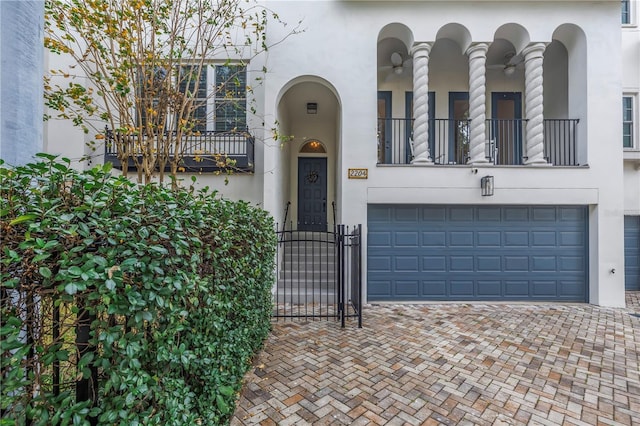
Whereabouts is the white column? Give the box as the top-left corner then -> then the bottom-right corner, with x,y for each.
410,42 -> 432,164
466,43 -> 489,164
523,43 -> 548,165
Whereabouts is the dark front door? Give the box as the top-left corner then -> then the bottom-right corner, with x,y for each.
298,157 -> 327,231
491,92 -> 523,165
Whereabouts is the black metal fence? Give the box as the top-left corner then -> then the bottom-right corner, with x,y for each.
274,224 -> 362,327
0,289 -> 102,425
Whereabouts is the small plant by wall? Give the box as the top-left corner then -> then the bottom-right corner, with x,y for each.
0,154 -> 276,425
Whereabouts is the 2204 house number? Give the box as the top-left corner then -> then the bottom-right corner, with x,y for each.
348,168 -> 368,179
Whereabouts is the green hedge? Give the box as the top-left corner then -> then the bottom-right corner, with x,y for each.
0,154 -> 276,425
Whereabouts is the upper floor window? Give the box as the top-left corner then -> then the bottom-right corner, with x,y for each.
623,96 -> 634,148
622,0 -> 631,24
180,64 -> 247,133
138,63 -> 247,133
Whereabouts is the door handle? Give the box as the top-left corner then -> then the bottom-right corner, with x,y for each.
323,199 -> 326,212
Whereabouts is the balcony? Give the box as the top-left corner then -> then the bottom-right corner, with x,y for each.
377,118 -> 579,166
104,128 -> 255,173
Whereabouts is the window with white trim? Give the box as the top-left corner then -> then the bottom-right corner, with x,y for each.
623,95 -> 635,148
622,0 -> 631,24
179,64 -> 247,133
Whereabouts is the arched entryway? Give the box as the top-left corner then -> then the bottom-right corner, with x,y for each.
276,76 -> 341,230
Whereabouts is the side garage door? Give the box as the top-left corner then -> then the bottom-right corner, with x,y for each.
368,205 -> 588,302
625,216 -> 640,290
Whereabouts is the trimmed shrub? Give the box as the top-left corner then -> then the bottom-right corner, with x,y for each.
0,154 -> 276,425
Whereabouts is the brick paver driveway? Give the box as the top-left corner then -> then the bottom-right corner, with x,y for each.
232,293 -> 640,425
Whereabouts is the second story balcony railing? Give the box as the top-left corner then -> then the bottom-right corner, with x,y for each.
104,128 -> 255,173
377,118 -> 579,166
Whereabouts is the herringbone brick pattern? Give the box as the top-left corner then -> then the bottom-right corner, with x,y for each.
231,294 -> 640,425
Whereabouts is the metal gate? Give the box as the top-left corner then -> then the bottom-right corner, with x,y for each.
274,224 -> 362,327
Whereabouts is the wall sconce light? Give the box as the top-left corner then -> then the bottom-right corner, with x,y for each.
481,175 -> 494,196
306,102 -> 318,114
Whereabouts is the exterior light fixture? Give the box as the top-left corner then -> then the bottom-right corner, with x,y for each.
306,102 -> 318,114
481,175 -> 494,196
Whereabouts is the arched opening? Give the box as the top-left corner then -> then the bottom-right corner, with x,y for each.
275,77 -> 341,229
376,23 -> 415,164
552,24 -> 587,165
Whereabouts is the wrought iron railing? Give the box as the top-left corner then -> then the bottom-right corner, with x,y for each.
377,117 -> 579,166
543,119 -> 579,166
377,118 -> 469,165
104,127 -> 255,172
486,118 -> 526,165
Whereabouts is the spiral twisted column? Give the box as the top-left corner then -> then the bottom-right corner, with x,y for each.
466,43 -> 489,164
410,42 -> 433,164
523,43 -> 548,165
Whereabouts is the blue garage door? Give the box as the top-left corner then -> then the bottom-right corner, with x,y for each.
625,216 -> 640,290
368,205 -> 588,302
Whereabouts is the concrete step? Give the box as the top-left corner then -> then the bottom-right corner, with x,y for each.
277,279 -> 337,289
274,289 -> 338,305
279,271 -> 337,280
279,260 -> 336,269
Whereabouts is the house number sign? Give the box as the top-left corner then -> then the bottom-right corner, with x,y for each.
348,168 -> 368,179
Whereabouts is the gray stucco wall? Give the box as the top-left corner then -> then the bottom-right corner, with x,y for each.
0,1 -> 44,166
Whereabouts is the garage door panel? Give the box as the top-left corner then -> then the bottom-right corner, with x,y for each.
560,281 -> 583,296
478,281 -> 501,296
559,231 -> 584,246
368,231 -> 392,247
451,280 -> 474,295
531,256 -> 557,271
560,207 -> 585,221
423,256 -> 446,271
505,280 -> 529,296
532,207 -> 557,221
368,205 -> 587,302
449,207 -> 474,221
423,231 -> 446,246
504,256 -> 529,271
477,231 -> 501,246
503,207 -> 529,221
422,281 -> 446,297
395,231 -> 419,246
449,231 -> 474,247
504,231 -> 529,246
450,256 -> 474,271
422,206 -> 447,221
532,231 -> 557,246
395,207 -> 420,222
477,207 -> 502,221
368,280 -> 391,297
395,256 -> 419,271
477,256 -> 501,271
624,216 -> 640,290
559,256 -> 584,271
369,205 -> 392,222
532,281 -> 557,297
368,256 -> 391,271
396,281 -> 420,296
